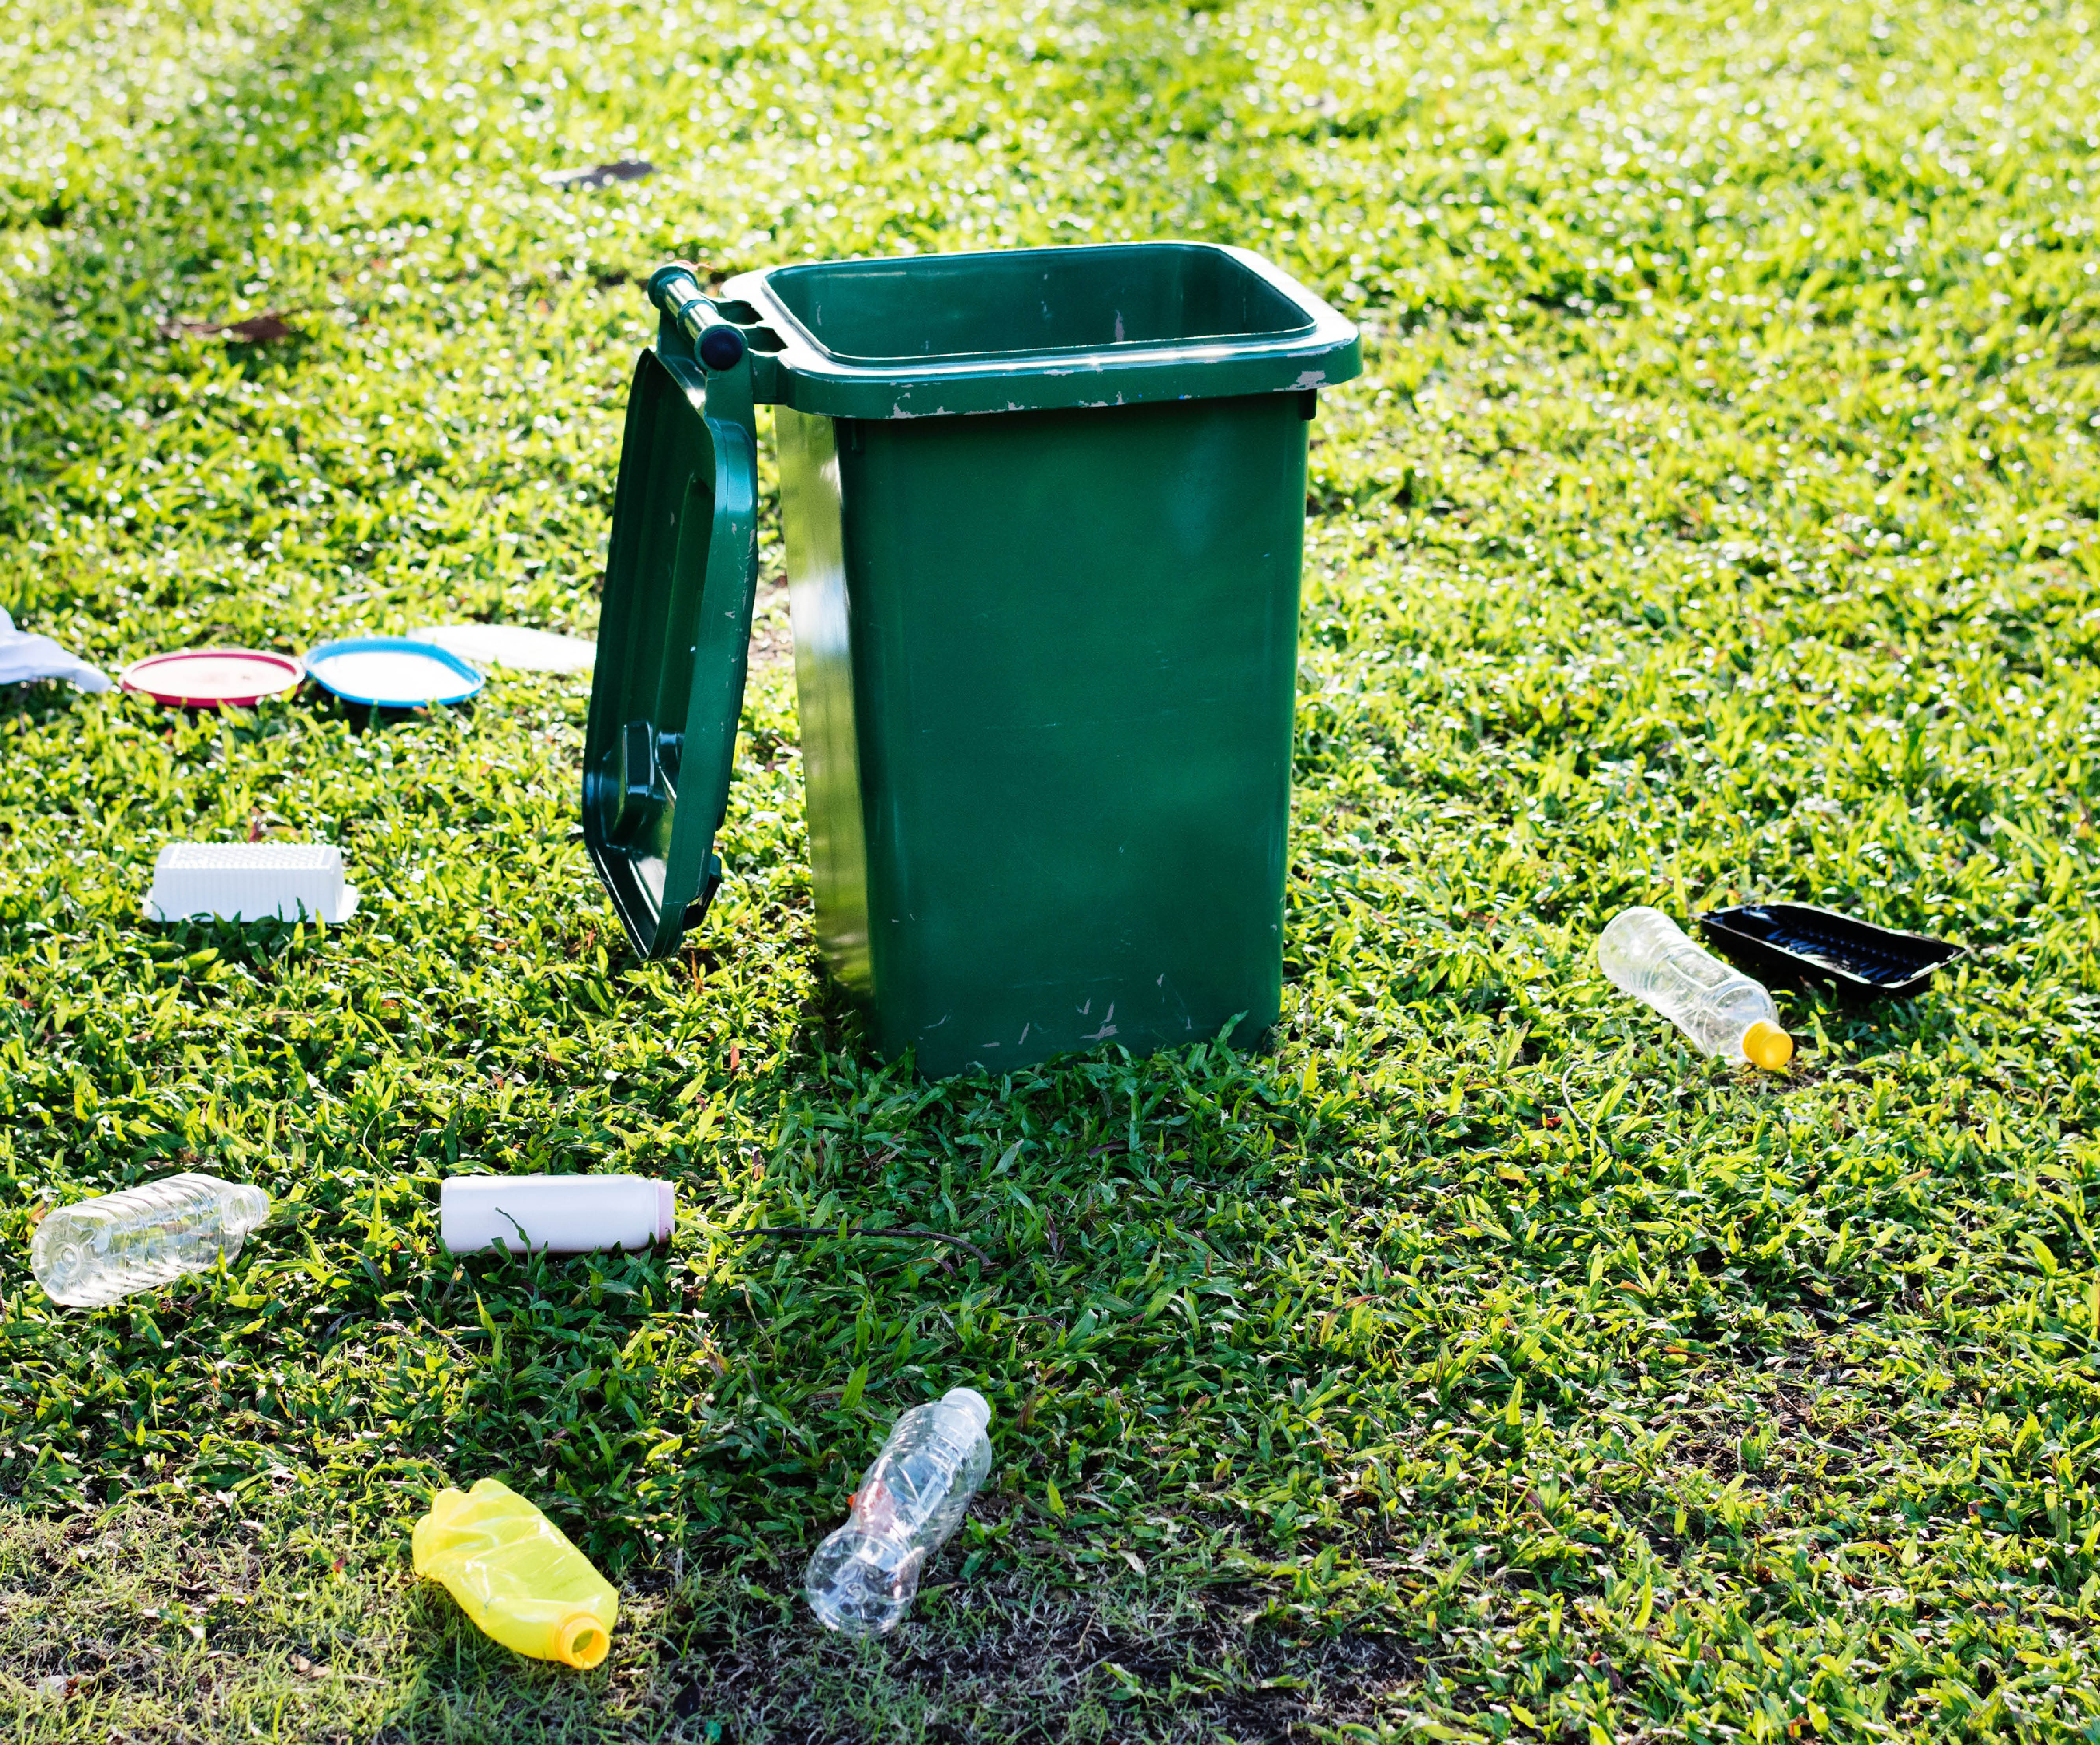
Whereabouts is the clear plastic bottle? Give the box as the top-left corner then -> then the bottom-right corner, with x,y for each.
805,1387 -> 993,1638
1597,906 -> 1794,1071
30,1172 -> 272,1307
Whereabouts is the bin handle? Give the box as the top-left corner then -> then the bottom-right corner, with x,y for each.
648,264 -> 750,374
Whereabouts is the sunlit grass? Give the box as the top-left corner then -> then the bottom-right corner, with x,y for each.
2,0 -> 2099,1738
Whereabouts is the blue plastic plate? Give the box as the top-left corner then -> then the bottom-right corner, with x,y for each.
304,637 -> 484,708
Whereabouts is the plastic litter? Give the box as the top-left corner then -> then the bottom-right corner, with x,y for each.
305,636 -> 483,707
407,624 -> 596,675
156,310 -> 302,345
544,160 -> 655,189
1598,906 -> 1793,1070
146,842 -> 358,924
118,647 -> 304,708
413,1477 -> 619,1669
32,1172 -> 271,1307
0,608 -> 111,693
441,1174 -> 674,1255
806,1387 -> 993,1638
1702,903 -> 1965,1001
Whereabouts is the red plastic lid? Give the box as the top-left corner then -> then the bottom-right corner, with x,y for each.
119,648 -> 306,708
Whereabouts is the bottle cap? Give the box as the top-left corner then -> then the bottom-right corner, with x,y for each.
940,1387 -> 992,1436
1742,1020 -> 1794,1071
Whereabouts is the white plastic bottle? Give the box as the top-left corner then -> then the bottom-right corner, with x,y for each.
1597,906 -> 1794,1070
439,1174 -> 674,1254
31,1173 -> 272,1307
805,1387 -> 993,1638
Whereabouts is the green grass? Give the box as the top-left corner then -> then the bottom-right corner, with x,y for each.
3,0 -> 2100,1738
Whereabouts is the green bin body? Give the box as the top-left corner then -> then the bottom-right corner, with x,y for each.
585,243 -> 1359,1079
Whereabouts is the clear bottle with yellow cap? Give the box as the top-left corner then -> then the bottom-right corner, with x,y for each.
412,1478 -> 618,1669
1597,907 -> 1794,1071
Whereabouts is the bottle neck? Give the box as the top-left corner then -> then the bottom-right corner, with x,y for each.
224,1184 -> 272,1236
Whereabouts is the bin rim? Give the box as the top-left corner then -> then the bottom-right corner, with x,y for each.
724,240 -> 1360,421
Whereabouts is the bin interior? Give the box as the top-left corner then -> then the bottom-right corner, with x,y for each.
762,242 -> 1316,365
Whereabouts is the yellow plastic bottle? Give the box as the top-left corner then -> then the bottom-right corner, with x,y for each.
411,1478 -> 619,1669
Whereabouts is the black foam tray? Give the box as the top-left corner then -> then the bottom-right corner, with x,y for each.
1699,903 -> 1964,1001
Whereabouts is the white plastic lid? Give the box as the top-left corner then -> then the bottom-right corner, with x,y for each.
408,623 -> 596,674
940,1387 -> 992,1436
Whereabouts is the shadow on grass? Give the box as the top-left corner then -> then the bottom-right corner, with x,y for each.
1791,981 -> 1970,1069
0,1497 -> 1419,1743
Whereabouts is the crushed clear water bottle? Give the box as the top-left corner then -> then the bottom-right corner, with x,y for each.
805,1386 -> 992,1638
1597,906 -> 1794,1071
31,1172 -> 272,1307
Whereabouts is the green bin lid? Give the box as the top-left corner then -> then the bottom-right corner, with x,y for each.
725,240 -> 1359,421
584,344 -> 760,958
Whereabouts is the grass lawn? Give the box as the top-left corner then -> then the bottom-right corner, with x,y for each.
4,0 -> 2100,1737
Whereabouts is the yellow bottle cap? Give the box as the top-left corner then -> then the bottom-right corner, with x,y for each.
1742,1020 -> 1793,1071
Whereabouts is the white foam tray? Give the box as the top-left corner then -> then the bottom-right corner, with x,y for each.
145,842 -> 359,924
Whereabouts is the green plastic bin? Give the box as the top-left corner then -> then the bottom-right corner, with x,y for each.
585,241 -> 1359,1079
